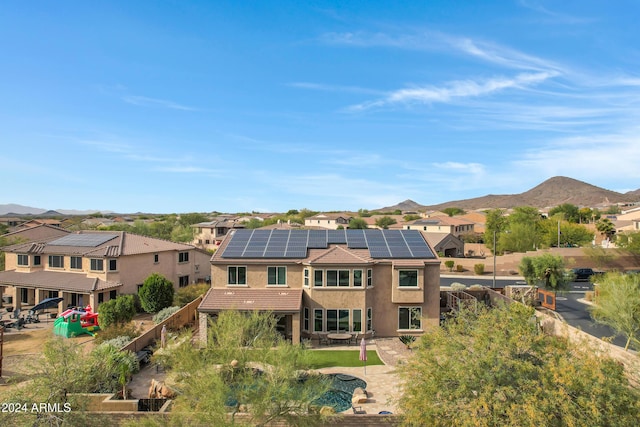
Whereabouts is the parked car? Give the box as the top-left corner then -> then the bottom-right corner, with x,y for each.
571,268 -> 596,281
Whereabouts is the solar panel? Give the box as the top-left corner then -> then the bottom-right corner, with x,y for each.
327,229 -> 347,244
48,233 -> 118,247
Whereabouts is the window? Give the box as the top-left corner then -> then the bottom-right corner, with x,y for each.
367,269 -> 372,287
33,255 -> 41,266
338,270 -> 350,287
228,266 -> 247,285
326,309 -> 350,332
367,307 -> 372,331
108,259 -> 117,271
179,275 -> 189,287
303,269 -> 309,287
90,259 -> 104,271
313,309 -> 323,332
267,266 -> 287,285
98,292 -> 104,304
303,307 -> 309,331
352,309 -> 362,332
154,254 -> 159,263
109,290 -> 117,299
178,252 -> 189,263
327,310 -> 337,332
70,256 -> 82,270
48,290 -> 58,299
399,270 -> 418,287
48,255 -> 64,268
314,270 -> 323,287
17,254 -> 29,266
399,307 -> 422,330
205,239 -> 210,244
353,270 -> 363,287
326,270 -> 338,287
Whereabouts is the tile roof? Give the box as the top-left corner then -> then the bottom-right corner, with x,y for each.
0,270 -> 122,292
1,224 -> 70,248
198,288 -> 303,313
307,246 -> 373,265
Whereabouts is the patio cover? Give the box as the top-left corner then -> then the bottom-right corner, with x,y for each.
198,288 -> 303,313
0,270 -> 122,293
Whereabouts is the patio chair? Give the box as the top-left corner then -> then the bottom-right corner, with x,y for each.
352,404 -> 365,414
350,333 -> 358,345
317,333 -> 329,346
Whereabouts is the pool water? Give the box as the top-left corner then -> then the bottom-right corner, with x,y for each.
315,373 -> 367,412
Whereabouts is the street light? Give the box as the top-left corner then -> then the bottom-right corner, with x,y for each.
493,229 -> 497,288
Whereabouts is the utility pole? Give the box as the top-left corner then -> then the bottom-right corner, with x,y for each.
493,229 -> 497,288
557,221 -> 561,248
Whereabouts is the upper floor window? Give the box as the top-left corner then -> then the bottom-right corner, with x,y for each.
367,269 -> 372,287
178,252 -> 189,263
17,254 -> 29,266
228,266 -> 247,285
33,255 -> 41,266
353,270 -> 363,287
314,270 -> 323,287
70,256 -> 82,270
154,254 -> 159,263
48,255 -> 64,269
108,259 -> 117,271
90,259 -> 104,271
268,266 -> 286,286
399,270 -> 418,287
303,269 -> 310,287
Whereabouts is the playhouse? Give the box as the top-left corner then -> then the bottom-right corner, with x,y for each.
53,305 -> 100,338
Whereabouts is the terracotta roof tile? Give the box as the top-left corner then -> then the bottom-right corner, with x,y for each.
198,288 -> 303,312
0,270 -> 121,293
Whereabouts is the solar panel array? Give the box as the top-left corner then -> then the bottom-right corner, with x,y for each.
48,233 -> 119,247
220,229 -> 435,259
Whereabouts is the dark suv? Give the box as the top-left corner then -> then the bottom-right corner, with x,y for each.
571,268 -> 595,281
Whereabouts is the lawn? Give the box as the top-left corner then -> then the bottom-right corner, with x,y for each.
305,350 -> 384,369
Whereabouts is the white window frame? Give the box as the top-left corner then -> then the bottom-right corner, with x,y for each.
267,266 -> 287,286
303,268 -> 310,287
352,309 -> 362,332
367,307 -> 372,332
313,309 -> 324,332
303,307 -> 309,331
228,266 -> 247,285
314,270 -> 323,287
48,255 -> 64,269
17,254 -> 29,266
398,306 -> 422,330
353,270 -> 363,287
90,258 -> 104,272
398,269 -> 419,287
367,269 -> 373,287
70,256 -> 82,270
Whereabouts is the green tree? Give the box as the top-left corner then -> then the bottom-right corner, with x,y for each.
179,212 -> 208,227
374,216 -> 397,229
616,231 -> 640,255
348,218 -> 368,229
501,206 -> 542,253
578,207 -> 594,223
403,214 -> 421,221
590,272 -> 640,351
483,209 -> 507,255
519,253 -> 570,294
539,219 -> 593,248
99,294 -> 137,327
145,310 -> 332,427
174,282 -> 210,306
139,273 -> 175,313
596,217 -> 616,241
398,304 -> 640,427
548,203 -> 580,223
442,207 -> 465,217
357,208 -> 372,217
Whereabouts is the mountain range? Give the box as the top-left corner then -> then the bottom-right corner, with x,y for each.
380,176 -> 640,212
2,177 -> 639,216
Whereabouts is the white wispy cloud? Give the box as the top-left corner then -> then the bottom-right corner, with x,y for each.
518,1 -> 594,24
122,95 -> 197,111
288,82 -> 383,95
348,72 -> 557,111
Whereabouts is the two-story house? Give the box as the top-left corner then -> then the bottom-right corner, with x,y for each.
0,230 -> 211,313
303,213 -> 353,230
198,228 -> 440,344
405,216 -> 475,238
191,219 -> 245,251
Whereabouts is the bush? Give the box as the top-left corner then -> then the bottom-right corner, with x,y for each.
98,336 -> 134,349
139,273 -> 175,313
99,295 -> 137,327
444,260 -> 455,272
456,264 -> 464,272
153,306 -> 181,324
173,282 -> 209,306
399,335 -> 417,348
450,282 -> 467,291
474,264 -> 485,275
94,322 -> 140,345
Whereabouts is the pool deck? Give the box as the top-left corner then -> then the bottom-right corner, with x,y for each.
311,337 -> 412,415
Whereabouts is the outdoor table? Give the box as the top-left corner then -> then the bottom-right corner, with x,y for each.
327,333 -> 352,344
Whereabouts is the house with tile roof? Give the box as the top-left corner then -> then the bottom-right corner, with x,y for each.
405,216 -> 475,238
191,218 -> 245,251
0,230 -> 211,313
303,213 -> 354,230
198,228 -> 441,345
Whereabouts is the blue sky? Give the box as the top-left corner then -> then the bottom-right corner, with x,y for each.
2,1 -> 639,214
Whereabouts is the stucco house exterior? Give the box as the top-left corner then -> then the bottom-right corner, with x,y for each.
304,213 -> 353,230
0,230 -> 211,313
198,228 -> 441,344
423,232 -> 465,258
405,216 -> 475,238
191,219 -> 245,251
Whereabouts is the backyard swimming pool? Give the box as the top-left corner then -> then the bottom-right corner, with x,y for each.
315,373 -> 367,412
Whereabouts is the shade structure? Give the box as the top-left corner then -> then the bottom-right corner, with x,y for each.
30,297 -> 64,313
359,338 -> 367,375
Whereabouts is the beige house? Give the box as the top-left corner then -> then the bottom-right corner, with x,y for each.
191,219 -> 245,251
405,216 -> 475,237
304,213 -> 353,230
0,230 -> 211,313
198,229 -> 441,344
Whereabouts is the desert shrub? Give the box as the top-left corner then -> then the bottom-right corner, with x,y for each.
468,284 -> 484,290
173,282 -> 209,306
456,264 -> 464,272
98,336 -> 134,349
585,290 -> 594,302
153,306 -> 181,324
87,344 -> 139,393
444,260 -> 455,271
474,263 -> 485,275
399,335 -> 417,347
99,294 -> 137,327
450,282 -> 467,291
94,322 -> 140,345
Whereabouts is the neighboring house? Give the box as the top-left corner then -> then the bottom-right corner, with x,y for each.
422,232 -> 464,258
0,230 -> 211,313
191,219 -> 245,251
458,211 -> 487,234
304,213 -> 353,230
0,217 -> 26,228
198,228 -> 441,345
81,217 -> 117,228
405,216 -> 475,237
362,215 -> 405,229
16,218 -> 64,229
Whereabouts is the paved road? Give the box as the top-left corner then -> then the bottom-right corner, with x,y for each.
441,276 -> 627,349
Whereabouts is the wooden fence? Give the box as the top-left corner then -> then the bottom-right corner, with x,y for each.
120,296 -> 202,353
